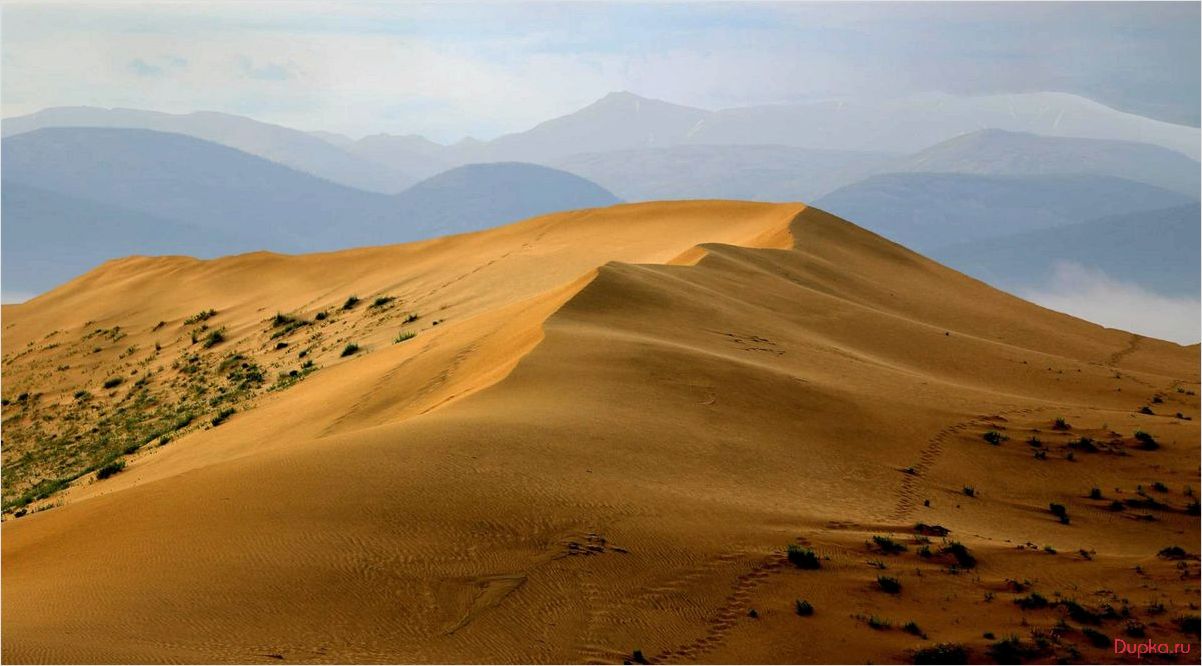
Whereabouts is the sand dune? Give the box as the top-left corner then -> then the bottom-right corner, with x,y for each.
2,201 -> 1198,664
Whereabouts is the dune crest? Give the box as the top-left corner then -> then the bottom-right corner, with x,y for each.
3,201 -> 1198,664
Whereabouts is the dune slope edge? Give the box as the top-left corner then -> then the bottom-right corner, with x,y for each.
2,203 -> 1198,664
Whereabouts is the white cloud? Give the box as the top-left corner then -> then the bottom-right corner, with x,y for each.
1022,262 -> 1201,345
2,2 -> 1198,138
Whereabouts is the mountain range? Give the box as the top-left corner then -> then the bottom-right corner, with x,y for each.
3,91 -> 1198,315
7,90 -> 1200,192
1,128 -> 619,296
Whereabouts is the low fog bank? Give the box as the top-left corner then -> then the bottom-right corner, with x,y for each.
1022,262 -> 1201,345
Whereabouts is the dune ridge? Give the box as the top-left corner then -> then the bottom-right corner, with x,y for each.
2,201 -> 1198,664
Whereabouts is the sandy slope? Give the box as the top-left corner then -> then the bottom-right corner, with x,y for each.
2,202 -> 1198,664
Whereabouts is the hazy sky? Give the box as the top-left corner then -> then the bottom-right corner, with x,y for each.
3,1 -> 1199,141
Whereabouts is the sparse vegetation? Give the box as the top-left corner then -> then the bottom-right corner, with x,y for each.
184,309 -> 217,325
1081,625 -> 1105,644
1049,503 -> 1069,524
1178,614 -> 1200,635
340,343 -> 361,357
1052,417 -> 1070,430
403,312 -> 420,324
369,295 -> 395,308
202,328 -> 226,349
95,459 -> 125,480
940,541 -> 976,569
1089,487 -> 1102,500
962,485 -> 975,497
1133,430 -> 1159,450
394,331 -> 416,344
872,535 -> 907,554
877,575 -> 901,594
211,408 -> 236,427
794,599 -> 813,616
1015,592 -> 1049,609
102,376 -> 124,389
341,295 -> 360,310
912,643 -> 969,664
982,430 -> 1007,445
902,620 -> 925,637
1157,545 -> 1189,560
987,636 -> 1037,663
1138,405 -> 1154,415
787,544 -> 820,569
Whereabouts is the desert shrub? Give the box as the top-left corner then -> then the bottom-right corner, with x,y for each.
369,296 -> 394,308
1187,501 -> 1200,516
787,544 -> 820,569
403,312 -> 420,324
275,342 -> 289,350
982,430 -> 1007,445
340,343 -> 360,357
1178,614 -> 1201,635
271,312 -> 296,327
1068,436 -> 1097,452
1157,545 -> 1189,559
794,599 -> 813,616
962,485 -> 976,497
1015,592 -> 1049,609
1133,430 -> 1159,450
872,535 -> 907,554
1139,405 -> 1154,415
1151,481 -> 1168,492
865,615 -> 890,629
184,309 -> 217,325
987,636 -> 1036,663
914,522 -> 949,536
912,643 -> 969,664
270,319 -> 310,339
341,295 -> 360,310
1052,417 -> 1070,430
1049,503 -> 1069,523
394,331 -> 416,344
903,620 -> 924,637
211,407 -> 236,427
1089,487 -> 1102,500
940,541 -> 977,569
877,575 -> 901,594
315,311 -> 328,321
203,329 -> 225,348
1059,600 -> 1101,624
628,649 -> 649,665
96,460 -> 125,480
1081,628 -> 1109,648
102,377 -> 123,389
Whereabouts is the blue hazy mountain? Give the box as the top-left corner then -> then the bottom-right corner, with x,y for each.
2,127 -> 392,251
390,162 -> 620,237
890,129 -> 1200,197
814,172 -> 1196,251
1,128 -> 620,297
931,204 -> 1201,298
552,145 -> 897,203
1,106 -> 413,193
